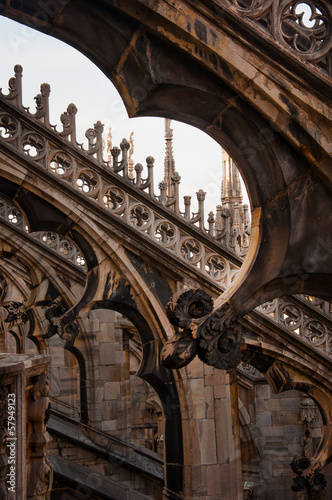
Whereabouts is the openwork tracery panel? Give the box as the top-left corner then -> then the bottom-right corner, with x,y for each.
0,195 -> 86,269
0,66 -> 242,290
257,295 -> 332,356
222,0 -> 332,75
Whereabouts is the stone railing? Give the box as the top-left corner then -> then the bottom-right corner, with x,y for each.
0,66 -> 241,290
0,353 -> 52,500
218,0 -> 332,77
257,295 -> 332,357
0,195 -> 86,269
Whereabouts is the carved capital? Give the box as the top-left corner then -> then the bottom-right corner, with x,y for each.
161,289 -> 245,370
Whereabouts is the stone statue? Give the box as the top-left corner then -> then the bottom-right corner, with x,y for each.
302,429 -> 313,459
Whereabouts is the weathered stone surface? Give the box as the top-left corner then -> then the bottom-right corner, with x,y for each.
0,2 -> 331,497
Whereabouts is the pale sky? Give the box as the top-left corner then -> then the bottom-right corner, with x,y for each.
0,15 -> 249,215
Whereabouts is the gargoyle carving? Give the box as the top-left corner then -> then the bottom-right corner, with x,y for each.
44,301 -> 79,341
3,301 -> 29,325
161,289 -> 245,370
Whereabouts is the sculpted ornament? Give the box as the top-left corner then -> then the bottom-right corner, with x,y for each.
4,301 -> 29,325
27,373 -> 53,500
44,302 -> 79,342
291,455 -> 326,498
161,289 -> 245,370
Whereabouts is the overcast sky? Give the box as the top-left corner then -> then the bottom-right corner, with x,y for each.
0,15 -> 249,215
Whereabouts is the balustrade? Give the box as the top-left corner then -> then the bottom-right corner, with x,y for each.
257,295 -> 332,357
0,195 -> 86,269
0,66 -> 242,289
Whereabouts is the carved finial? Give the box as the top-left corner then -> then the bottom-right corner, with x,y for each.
60,103 -> 78,144
111,146 -> 121,158
33,83 -> 51,127
85,120 -> 104,162
119,138 -> 130,177
146,156 -> 154,167
196,189 -> 206,202
120,138 -> 130,151
208,211 -> 215,236
1,65 -> 23,108
183,196 -> 191,219
172,171 -> 181,184
135,163 -> 143,186
194,189 -> 206,231
159,181 -> 168,204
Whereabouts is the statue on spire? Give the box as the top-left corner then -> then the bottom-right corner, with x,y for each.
128,131 -> 135,179
164,119 -> 175,197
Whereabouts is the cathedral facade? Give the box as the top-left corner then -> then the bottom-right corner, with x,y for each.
0,1 -> 332,499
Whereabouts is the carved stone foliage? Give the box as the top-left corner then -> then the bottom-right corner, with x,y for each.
291,455 -> 326,498
161,289 -> 245,370
289,429 -> 328,498
3,301 -> 29,325
44,301 -> 79,342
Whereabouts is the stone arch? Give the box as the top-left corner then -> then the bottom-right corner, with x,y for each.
0,175 -> 185,493
0,1 -> 331,312
90,300 -> 184,494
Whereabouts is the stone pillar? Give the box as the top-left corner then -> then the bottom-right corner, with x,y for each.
181,359 -> 243,500
0,353 -> 52,500
118,329 -> 133,442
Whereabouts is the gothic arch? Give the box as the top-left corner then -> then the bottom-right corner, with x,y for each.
0,173 -> 186,494
91,300 -> 184,493
0,4 -> 331,497
0,1 -> 331,312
